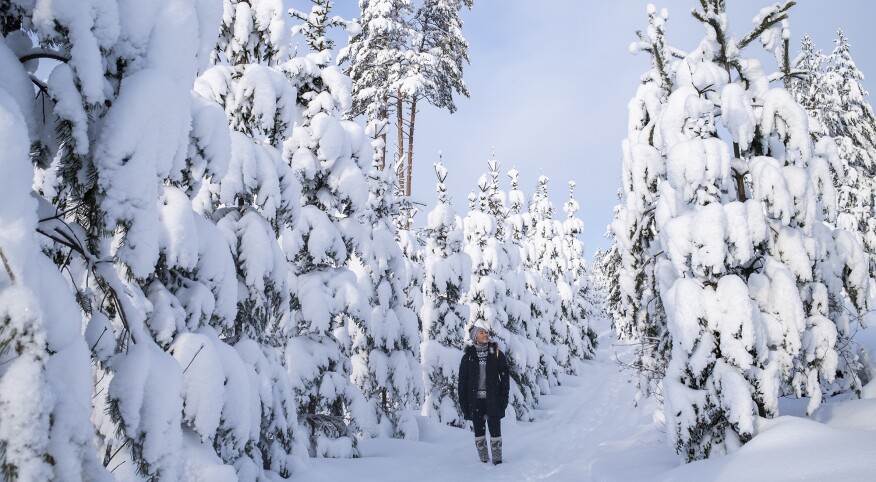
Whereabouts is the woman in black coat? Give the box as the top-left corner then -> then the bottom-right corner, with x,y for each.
458,326 -> 510,464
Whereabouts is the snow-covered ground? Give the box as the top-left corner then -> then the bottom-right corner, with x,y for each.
293,324 -> 876,481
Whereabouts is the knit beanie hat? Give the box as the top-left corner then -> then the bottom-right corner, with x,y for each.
470,325 -> 487,343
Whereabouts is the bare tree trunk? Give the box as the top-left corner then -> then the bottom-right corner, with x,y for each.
396,87 -> 405,191
406,96 -> 417,197
380,95 -> 388,170
0,247 -> 15,284
733,142 -> 747,202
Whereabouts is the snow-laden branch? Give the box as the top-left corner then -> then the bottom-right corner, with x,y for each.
737,1 -> 795,50
28,73 -> 49,97
18,48 -> 69,64
0,247 -> 15,284
36,217 -> 143,344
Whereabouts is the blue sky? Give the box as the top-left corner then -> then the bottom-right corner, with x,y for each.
290,0 -> 876,258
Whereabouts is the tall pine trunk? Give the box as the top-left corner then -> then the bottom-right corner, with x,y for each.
733,143 -> 747,202
396,87 -> 405,190
406,96 -> 417,196
380,95 -> 388,170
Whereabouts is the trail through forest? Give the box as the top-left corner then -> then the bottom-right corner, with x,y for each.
293,324 -> 876,482
294,332 -> 675,481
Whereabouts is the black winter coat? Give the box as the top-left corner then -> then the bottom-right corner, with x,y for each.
457,342 -> 510,420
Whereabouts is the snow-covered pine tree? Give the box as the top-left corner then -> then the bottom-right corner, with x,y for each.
420,159 -> 471,427
483,159 -> 516,360
397,0 -> 474,195
818,30 -> 876,163
340,0 -> 413,170
590,243 -> 620,330
201,0 -> 299,345
283,4 -> 375,456
805,31 -> 876,280
528,175 -> 567,388
789,29 -> 876,395
342,0 -> 472,195
348,152 -> 424,440
599,192 -> 624,333
394,190 -> 426,352
806,30 -> 876,393
462,171 -> 509,356
457,167 -> 543,422
10,0 -> 265,477
0,45 -> 108,481
412,0 -> 473,114
198,0 -> 307,475
484,158 -> 509,252
290,0 -> 353,68
332,2 -> 423,439
503,168 -> 541,421
788,35 -> 823,120
647,1 -> 869,461
506,169 -> 531,246
560,181 -> 598,364
612,4 -> 675,409
655,74 -> 773,462
485,158 -> 543,419
638,2 -> 777,459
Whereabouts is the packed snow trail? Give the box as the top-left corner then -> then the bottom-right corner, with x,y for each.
282,328 -> 876,482
292,338 -> 672,481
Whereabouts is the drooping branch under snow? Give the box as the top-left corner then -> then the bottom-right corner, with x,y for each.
18,49 -> 70,64
35,219 -> 141,344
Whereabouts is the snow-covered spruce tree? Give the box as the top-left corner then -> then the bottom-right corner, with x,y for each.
201,0 -> 299,345
787,27 -> 876,398
612,4 -> 675,408
788,34 -> 823,118
283,10 -> 375,456
817,30 -> 876,164
394,187 -> 425,349
560,181 -> 598,364
806,31 -> 876,280
0,49 -> 108,480
503,168 -> 541,421
485,159 -> 542,419
594,192 -> 625,334
197,0 -> 308,475
290,0 -> 353,68
330,1 -> 429,440
810,30 -> 876,391
348,154 -> 424,440
477,166 -> 555,400
650,1 -> 869,461
462,172 -> 510,359
483,158 -> 517,359
789,32 -> 876,394
420,159 -> 471,427
528,175 -> 567,389
598,192 -> 625,332
590,243 -> 620,330
655,80 -> 773,463
10,0 -> 266,477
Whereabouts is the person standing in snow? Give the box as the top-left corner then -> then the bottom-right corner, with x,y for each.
458,325 -> 510,464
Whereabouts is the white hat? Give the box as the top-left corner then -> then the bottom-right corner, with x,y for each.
470,325 -> 487,343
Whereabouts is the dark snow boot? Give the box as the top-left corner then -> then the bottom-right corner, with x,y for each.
490,437 -> 502,465
475,436 -> 489,463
